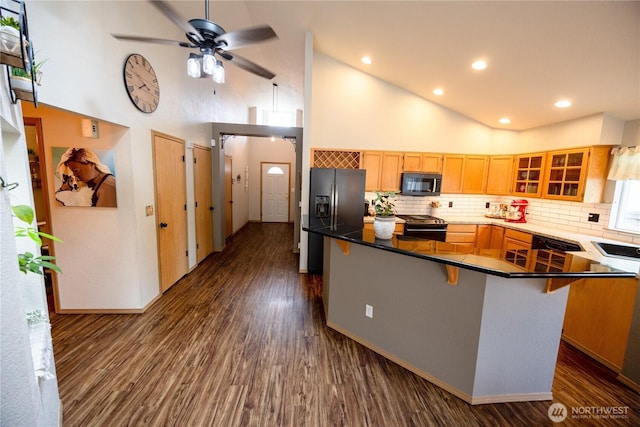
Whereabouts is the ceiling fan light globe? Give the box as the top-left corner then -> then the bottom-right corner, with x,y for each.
202,53 -> 216,75
213,60 -> 225,84
187,54 -> 202,78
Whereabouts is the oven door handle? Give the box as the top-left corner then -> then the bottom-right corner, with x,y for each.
405,227 -> 448,232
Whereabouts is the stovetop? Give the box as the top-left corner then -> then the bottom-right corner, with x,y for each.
397,214 -> 447,225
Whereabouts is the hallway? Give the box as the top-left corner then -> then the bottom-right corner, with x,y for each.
51,223 -> 639,426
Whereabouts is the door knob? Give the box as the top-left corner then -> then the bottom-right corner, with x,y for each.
209,206 -> 214,211
159,222 -> 168,228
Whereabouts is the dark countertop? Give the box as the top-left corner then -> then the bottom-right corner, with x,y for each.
303,216 -> 638,279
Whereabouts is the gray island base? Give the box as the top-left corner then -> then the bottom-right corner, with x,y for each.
322,237 -> 570,405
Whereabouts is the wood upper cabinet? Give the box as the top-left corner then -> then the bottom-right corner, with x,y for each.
403,153 -> 443,173
542,146 -> 612,203
363,151 -> 383,191
363,151 -> 403,191
512,153 -> 546,197
380,152 -> 403,191
486,156 -> 514,195
462,156 -> 489,194
403,153 -> 422,172
442,155 -> 489,194
442,155 -> 465,193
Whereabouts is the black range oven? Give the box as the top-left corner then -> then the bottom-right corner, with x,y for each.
397,215 -> 448,241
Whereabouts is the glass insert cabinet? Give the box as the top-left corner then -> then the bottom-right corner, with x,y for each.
513,153 -> 546,197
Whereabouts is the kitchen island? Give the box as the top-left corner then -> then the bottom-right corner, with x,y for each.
303,217 -> 637,404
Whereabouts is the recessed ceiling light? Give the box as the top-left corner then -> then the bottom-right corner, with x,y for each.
471,60 -> 487,70
499,117 -> 511,124
433,88 -> 444,96
554,100 -> 571,108
361,56 -> 372,65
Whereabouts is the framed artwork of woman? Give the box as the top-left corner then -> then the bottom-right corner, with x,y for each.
52,147 -> 117,208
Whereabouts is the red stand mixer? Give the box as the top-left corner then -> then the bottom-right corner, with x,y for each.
505,199 -> 528,223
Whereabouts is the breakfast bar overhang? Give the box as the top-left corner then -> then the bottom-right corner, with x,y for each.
303,218 -> 637,405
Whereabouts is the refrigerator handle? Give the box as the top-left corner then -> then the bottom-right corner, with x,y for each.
333,184 -> 340,227
331,183 -> 338,228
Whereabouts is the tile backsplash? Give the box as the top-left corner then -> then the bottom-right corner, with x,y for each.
366,192 -> 640,244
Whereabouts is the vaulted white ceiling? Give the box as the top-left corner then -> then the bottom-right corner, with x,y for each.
163,1 -> 639,131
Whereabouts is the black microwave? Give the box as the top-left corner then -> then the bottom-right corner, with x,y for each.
400,173 -> 442,196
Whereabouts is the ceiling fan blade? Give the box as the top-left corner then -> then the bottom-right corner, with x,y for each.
219,50 -> 276,80
112,34 -> 193,47
149,0 -> 204,43
215,25 -> 277,50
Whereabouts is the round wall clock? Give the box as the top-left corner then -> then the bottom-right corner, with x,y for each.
123,53 -> 160,113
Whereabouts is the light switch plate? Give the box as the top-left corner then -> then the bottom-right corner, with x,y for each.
365,304 -> 373,318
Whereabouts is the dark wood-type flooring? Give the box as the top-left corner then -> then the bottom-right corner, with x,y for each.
51,223 -> 639,426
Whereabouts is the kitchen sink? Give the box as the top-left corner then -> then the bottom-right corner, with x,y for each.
592,241 -> 640,260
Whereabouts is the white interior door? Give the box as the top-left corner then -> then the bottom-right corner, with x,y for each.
261,163 -> 290,222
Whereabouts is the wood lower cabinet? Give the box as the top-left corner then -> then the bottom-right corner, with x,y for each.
501,228 -> 533,270
563,278 -> 638,371
476,224 -> 504,250
445,224 -> 477,243
533,249 -> 570,272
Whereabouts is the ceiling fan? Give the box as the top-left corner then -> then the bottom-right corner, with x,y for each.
112,0 -> 277,81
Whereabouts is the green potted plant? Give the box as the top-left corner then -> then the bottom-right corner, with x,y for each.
1,16 -> 22,54
371,191 -> 397,239
1,15 -> 31,68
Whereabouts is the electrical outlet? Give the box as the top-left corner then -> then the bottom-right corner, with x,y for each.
365,304 -> 373,318
448,201 -> 453,208
588,213 -> 600,223
485,202 -> 490,209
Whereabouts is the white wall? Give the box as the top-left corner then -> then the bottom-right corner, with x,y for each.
27,1 -> 250,310
518,113 -> 623,152
310,54 -> 500,154
1,69 -> 60,425
224,136 -> 250,233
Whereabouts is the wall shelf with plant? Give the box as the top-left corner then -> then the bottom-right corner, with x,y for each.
0,0 -> 38,105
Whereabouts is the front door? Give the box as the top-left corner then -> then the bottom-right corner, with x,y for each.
261,162 -> 290,222
152,132 -> 188,292
194,145 -> 213,263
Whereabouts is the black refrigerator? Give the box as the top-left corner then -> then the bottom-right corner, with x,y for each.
308,168 -> 366,274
